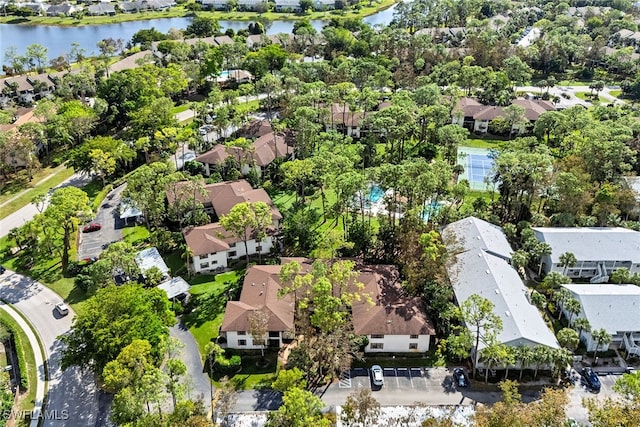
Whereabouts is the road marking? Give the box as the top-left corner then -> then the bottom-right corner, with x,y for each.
338,369 -> 351,389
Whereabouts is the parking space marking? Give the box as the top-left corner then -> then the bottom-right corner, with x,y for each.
338,369 -> 351,389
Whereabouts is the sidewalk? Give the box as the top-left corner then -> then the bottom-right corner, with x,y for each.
0,302 -> 45,427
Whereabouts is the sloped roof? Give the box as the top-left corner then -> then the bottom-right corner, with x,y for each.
4,76 -> 33,92
238,119 -> 273,138
512,98 -> 555,120
532,227 -> 640,264
110,50 -> 153,72
214,35 -> 234,46
563,284 -> 640,334
183,223 -> 232,256
28,73 -> 55,88
252,132 -> 289,166
442,216 -> 513,260
135,247 -> 170,275
195,145 -> 230,165
158,276 -> 190,299
473,106 -> 503,121
452,97 -> 485,117
448,250 -> 559,350
351,265 -> 435,336
221,265 -> 295,332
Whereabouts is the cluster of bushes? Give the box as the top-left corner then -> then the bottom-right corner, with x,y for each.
0,321 -> 29,391
215,353 -> 242,375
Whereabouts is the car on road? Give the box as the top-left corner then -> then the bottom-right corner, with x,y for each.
0,265 -> 5,274
581,367 -> 601,392
453,367 -> 469,388
55,302 -> 69,316
371,365 -> 384,387
82,223 -> 102,233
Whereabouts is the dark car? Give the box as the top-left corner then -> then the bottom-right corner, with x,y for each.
82,223 -> 102,233
453,367 -> 470,388
581,367 -> 601,392
0,265 -> 5,274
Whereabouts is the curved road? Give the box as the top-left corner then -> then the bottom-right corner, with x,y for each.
0,270 -> 100,426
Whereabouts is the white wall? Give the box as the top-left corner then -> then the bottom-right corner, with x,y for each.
365,334 -> 430,353
225,331 -> 284,349
192,251 -> 228,273
226,236 -> 274,261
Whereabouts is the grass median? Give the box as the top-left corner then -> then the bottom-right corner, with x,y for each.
0,166 -> 75,221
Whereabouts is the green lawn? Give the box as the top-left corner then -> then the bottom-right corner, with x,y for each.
0,310 -> 38,413
557,80 -> 591,86
171,103 -> 192,114
609,89 -> 622,98
218,353 -> 278,390
574,91 -> 605,102
122,225 -> 151,248
0,166 -> 75,220
461,138 -> 506,149
182,271 -> 243,358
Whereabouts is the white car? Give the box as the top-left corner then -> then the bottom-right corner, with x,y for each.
371,365 -> 384,387
55,302 -> 69,316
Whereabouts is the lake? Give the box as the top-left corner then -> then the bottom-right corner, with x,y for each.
0,5 -> 397,62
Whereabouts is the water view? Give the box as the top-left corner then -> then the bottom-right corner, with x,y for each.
0,5 -> 397,61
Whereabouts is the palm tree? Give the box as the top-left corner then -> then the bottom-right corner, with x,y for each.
516,346 -> 534,380
536,242 -> 552,276
565,298 -> 581,326
532,345 -> 553,380
502,346 -> 516,380
552,348 -> 574,381
530,290 -> 547,311
557,328 -> 580,351
480,343 -> 509,384
552,288 -> 572,320
591,328 -> 612,361
559,252 -> 577,276
181,243 -> 194,276
572,318 -> 591,341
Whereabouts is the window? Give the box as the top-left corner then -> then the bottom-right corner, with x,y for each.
229,251 -> 237,257
237,331 -> 246,336
409,343 -> 418,350
371,334 -> 384,339
256,245 -> 262,252
269,331 -> 280,338
238,340 -> 247,346
211,260 -> 218,265
371,343 -> 384,349
229,242 -> 236,248
199,263 -> 209,269
410,335 -> 418,339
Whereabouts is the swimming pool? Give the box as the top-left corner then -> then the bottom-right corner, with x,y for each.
368,185 -> 385,203
422,201 -> 445,222
219,70 -> 231,78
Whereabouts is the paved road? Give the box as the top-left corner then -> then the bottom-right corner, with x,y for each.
565,372 -> 623,425
0,172 -> 93,239
169,322 -> 212,409
516,85 -> 624,109
77,184 -> 125,260
0,269 -> 101,426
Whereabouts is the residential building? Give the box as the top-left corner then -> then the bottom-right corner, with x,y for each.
444,217 -> 559,363
562,284 -> 640,356
441,216 -> 513,262
325,103 -> 363,138
158,277 -> 191,301
0,107 -> 46,168
174,180 -> 282,273
220,264 -> 296,349
314,0 -> 335,10
352,265 -> 435,353
221,261 -> 435,353
237,0 -> 264,11
451,97 -> 555,134
196,130 -> 290,177
532,227 -> 640,283
275,0 -> 300,12
46,3 -> 78,15
201,0 -> 228,8
622,176 -> 640,218
87,3 -> 116,15
110,50 -> 153,73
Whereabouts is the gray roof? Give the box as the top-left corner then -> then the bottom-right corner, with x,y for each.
533,227 -> 640,264
158,277 -> 191,299
87,3 -> 115,13
442,216 -> 513,260
448,250 -> 559,350
563,284 -> 640,334
623,176 -> 640,202
135,247 -> 170,275
119,198 -> 142,220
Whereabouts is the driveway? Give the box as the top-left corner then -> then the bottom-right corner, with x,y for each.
0,269 -> 102,426
77,184 -> 126,260
566,372 -> 623,425
169,322 -> 212,409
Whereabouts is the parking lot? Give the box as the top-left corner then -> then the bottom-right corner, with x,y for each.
339,367 -> 456,392
566,372 -> 624,424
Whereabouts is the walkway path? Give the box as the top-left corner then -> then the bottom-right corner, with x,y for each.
169,323 -> 212,409
0,302 -> 44,427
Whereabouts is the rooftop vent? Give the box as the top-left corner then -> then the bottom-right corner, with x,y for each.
386,320 -> 392,324
495,289 -> 500,294
259,291 -> 264,296
505,311 -> 511,317
486,269 -> 491,274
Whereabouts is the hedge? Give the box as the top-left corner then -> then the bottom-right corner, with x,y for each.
0,317 -> 30,391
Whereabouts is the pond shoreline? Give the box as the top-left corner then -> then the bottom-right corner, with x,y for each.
0,0 -> 397,27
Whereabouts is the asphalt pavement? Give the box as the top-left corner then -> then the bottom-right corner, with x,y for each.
0,269 -> 102,426
169,322 -> 212,409
77,184 -> 126,261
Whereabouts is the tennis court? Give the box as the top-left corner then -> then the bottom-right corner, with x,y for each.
457,147 -> 495,191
